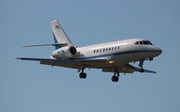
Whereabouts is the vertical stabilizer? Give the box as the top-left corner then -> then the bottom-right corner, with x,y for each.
51,20 -> 73,49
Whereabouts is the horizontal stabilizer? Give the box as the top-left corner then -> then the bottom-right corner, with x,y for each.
23,43 -> 67,48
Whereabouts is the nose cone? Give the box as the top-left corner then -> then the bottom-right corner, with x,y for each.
158,48 -> 162,54
156,47 -> 162,56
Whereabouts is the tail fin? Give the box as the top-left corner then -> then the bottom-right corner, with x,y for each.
51,20 -> 73,49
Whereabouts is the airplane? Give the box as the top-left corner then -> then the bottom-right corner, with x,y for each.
16,20 -> 162,82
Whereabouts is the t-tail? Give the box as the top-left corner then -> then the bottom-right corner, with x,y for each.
23,20 -> 74,49
51,20 -> 73,49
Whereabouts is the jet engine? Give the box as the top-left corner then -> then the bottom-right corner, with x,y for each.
52,46 -> 77,59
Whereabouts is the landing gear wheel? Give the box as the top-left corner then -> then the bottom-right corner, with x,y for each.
82,73 -> 87,79
79,73 -> 87,79
111,76 -> 119,82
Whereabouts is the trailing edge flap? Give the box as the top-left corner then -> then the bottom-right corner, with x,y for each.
78,59 -> 107,63
102,65 -> 134,73
23,43 -> 68,48
40,58 -> 107,65
40,59 -> 107,67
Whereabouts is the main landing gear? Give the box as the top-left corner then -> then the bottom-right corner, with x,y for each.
79,67 -> 87,79
79,72 -> 87,79
78,67 -> 120,82
111,76 -> 119,82
111,68 -> 120,82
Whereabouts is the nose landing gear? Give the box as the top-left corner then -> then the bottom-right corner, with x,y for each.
139,60 -> 145,73
138,60 -> 144,68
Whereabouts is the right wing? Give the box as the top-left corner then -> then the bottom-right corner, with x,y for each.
102,63 -> 156,74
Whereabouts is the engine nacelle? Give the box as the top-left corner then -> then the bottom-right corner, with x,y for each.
52,46 -> 77,59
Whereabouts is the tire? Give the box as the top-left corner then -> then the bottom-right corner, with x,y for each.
83,73 -> 87,79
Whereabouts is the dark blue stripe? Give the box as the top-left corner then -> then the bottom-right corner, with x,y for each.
72,50 -> 159,60
52,32 -> 60,50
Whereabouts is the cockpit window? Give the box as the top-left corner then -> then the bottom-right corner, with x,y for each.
135,40 -> 153,45
147,41 -> 153,45
140,41 -> 143,45
135,41 -> 139,45
143,41 -> 149,45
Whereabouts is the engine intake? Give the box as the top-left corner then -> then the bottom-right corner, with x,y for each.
52,46 -> 77,59
69,46 -> 76,55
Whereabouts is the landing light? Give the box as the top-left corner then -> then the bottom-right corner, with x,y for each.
109,60 -> 115,64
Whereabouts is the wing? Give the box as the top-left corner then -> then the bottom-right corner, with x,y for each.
16,57 -> 107,69
16,57 -> 156,74
102,63 -> 156,74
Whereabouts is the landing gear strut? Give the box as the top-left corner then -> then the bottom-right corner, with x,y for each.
138,60 -> 145,73
138,60 -> 144,68
111,68 -> 120,82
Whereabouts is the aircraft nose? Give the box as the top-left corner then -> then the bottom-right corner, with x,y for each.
156,47 -> 162,55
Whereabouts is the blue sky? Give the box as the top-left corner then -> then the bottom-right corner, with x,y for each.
1,0 -> 180,112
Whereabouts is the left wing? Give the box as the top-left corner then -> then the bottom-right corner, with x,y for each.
15,57 -> 107,69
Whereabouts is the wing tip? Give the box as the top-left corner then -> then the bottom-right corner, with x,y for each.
14,57 -> 21,60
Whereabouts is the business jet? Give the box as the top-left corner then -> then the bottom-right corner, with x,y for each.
16,20 -> 162,82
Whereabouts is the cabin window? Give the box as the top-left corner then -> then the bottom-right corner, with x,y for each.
112,47 -> 114,50
100,49 -> 101,52
109,48 -> 111,51
94,50 -> 95,53
103,48 -> 105,52
106,48 -> 108,51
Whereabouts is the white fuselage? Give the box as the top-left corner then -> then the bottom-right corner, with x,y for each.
52,38 -> 162,68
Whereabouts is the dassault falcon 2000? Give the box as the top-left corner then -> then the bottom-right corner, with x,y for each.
16,20 -> 162,82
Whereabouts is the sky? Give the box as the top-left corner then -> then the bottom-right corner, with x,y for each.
0,0 -> 180,112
